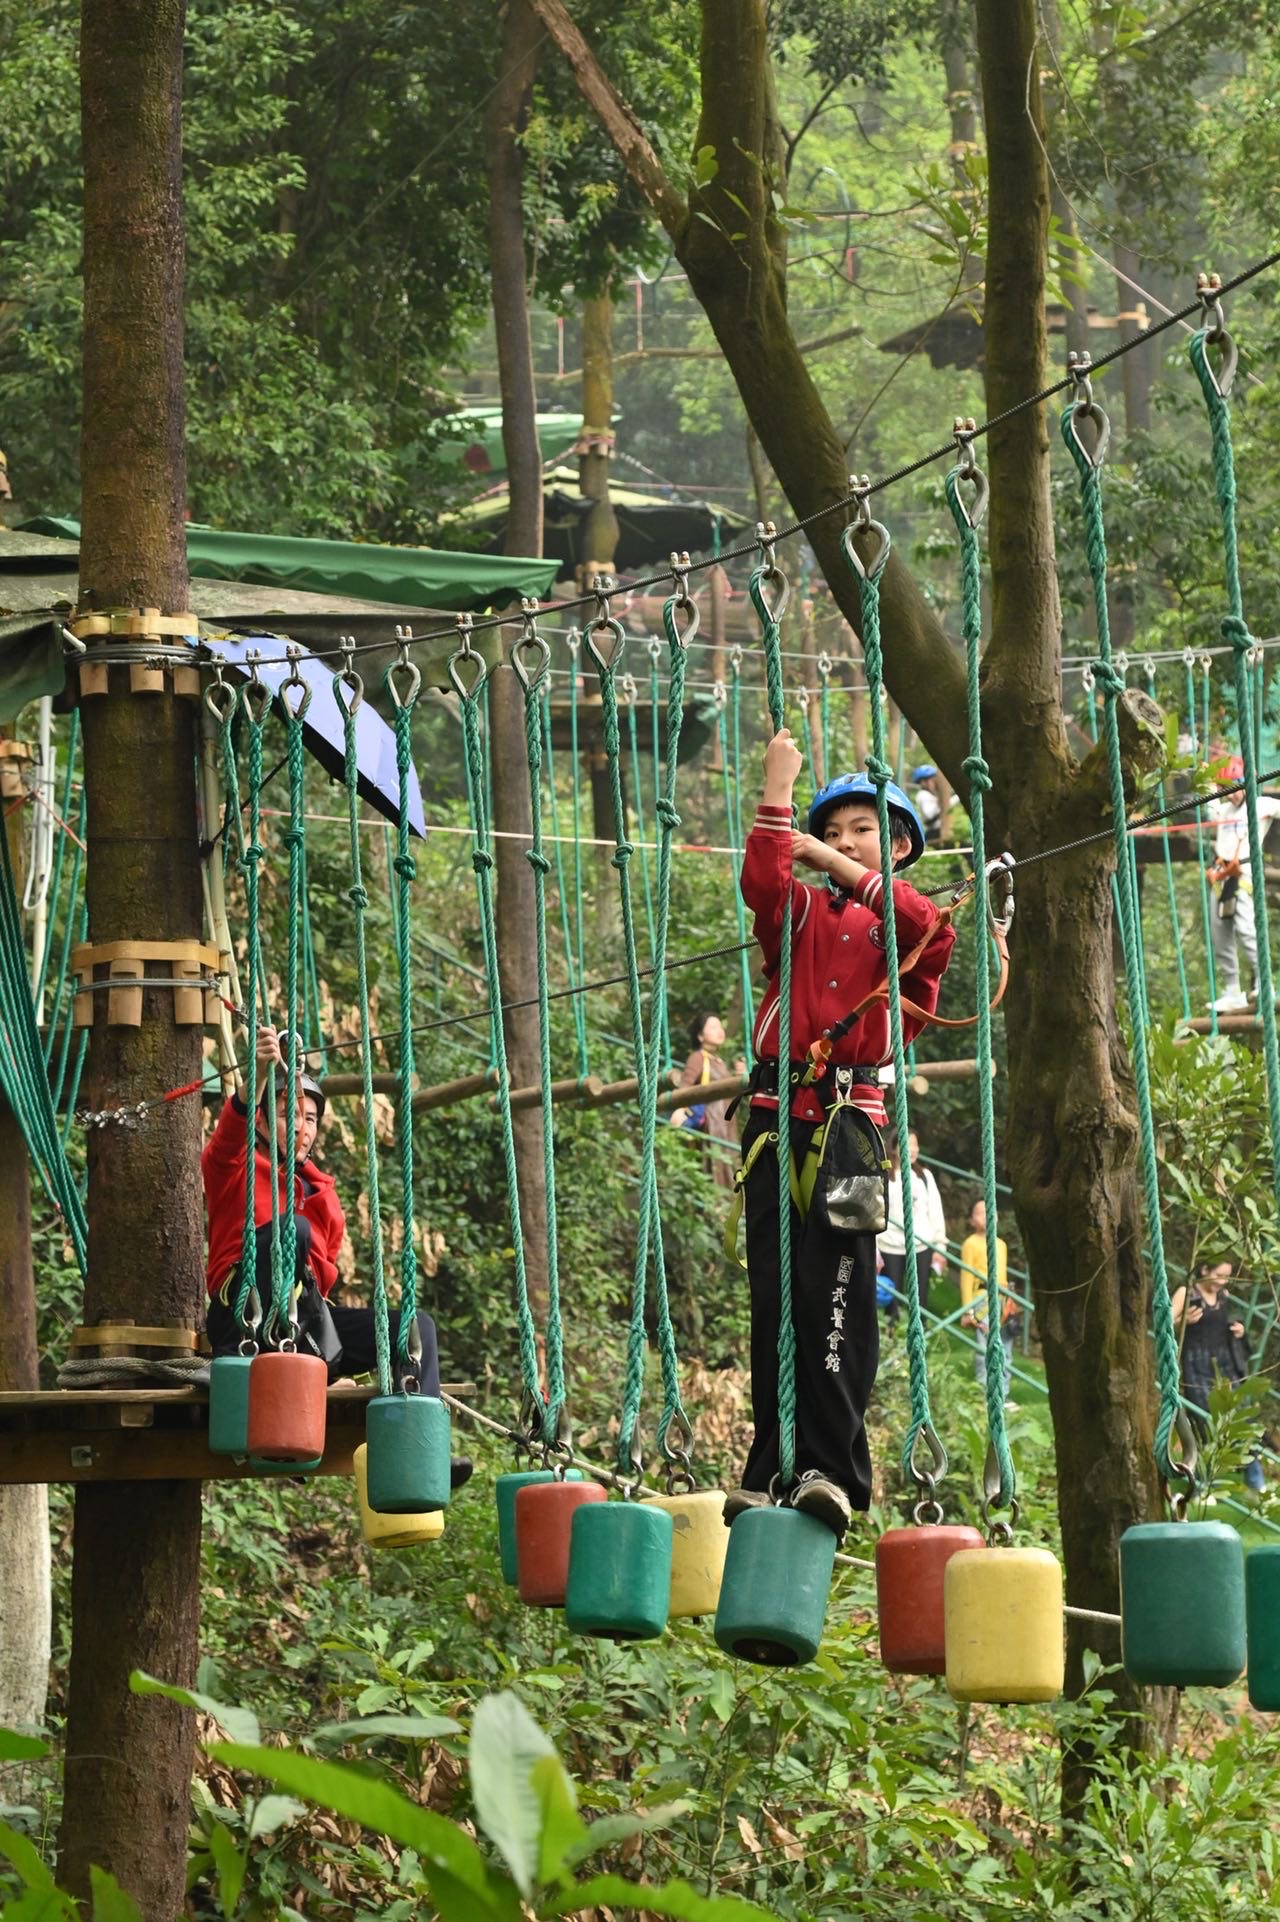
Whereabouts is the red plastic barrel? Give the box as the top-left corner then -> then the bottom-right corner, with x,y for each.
876,1524 -> 985,1674
515,1478 -> 606,1607
246,1350 -> 328,1463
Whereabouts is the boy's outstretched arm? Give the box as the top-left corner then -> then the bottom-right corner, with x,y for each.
741,729 -> 805,970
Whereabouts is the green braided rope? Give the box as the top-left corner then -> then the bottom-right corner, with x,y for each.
716,696 -> 756,1071
60,1027 -> 88,1158
1186,655 -> 1220,1026
1061,407 -> 1185,1489
276,699 -> 307,1334
649,642 -> 674,1075
589,624 -> 666,1479
46,785 -> 86,1082
542,681 -> 589,1077
1189,325 -> 1280,1234
840,525 -> 938,1488
236,688 -> 275,1332
336,673 -> 393,1399
567,635 -> 589,1041
747,565 -> 798,1491
648,595 -> 693,1460
521,663 -> 567,1443
945,469 -> 1011,1506
625,678 -> 660,987
389,692 -> 422,1369
35,709 -> 81,1015
0,825 -> 87,1270
300,841 -> 329,1079
729,653 -> 748,858
455,670 -> 543,1428
819,660 -> 832,783
1146,664 -> 1192,1022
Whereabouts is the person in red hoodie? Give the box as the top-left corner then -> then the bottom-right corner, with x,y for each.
725,728 -> 956,1540
203,1029 -> 469,1486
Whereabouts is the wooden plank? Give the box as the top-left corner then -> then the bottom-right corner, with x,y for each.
0,1380 -> 470,1413
0,1426 -> 358,1484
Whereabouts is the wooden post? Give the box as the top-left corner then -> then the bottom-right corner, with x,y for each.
58,3 -> 203,1911
0,761 -> 50,1749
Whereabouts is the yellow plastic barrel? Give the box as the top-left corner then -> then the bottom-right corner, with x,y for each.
650,1490 -> 729,1618
353,1442 -> 444,1549
944,1545 -> 1063,1704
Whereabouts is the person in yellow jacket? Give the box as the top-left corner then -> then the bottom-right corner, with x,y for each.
958,1198 -> 1018,1400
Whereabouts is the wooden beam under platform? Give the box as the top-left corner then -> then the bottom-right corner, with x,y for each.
0,1380 -> 472,1485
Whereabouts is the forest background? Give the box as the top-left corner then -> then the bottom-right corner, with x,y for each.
4,1 -> 1280,1916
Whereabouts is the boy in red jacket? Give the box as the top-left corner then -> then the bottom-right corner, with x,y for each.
203,1029 -> 462,1450
727,728 -> 956,1539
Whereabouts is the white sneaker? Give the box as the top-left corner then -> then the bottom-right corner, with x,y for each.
1210,991 -> 1249,1013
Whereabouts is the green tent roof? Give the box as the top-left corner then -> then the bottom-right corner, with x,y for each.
437,409 -> 585,477
19,518 -> 559,614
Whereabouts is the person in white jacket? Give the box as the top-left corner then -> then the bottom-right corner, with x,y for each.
878,1128 -> 947,1321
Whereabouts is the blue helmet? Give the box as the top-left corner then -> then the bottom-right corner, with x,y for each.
912,763 -> 939,784
807,772 -> 925,867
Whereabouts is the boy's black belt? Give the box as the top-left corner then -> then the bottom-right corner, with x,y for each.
735,1056 -> 877,1116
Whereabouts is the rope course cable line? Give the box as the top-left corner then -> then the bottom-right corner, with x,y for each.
177,246 -> 1280,680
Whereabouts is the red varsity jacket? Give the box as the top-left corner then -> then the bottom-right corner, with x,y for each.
741,802 -> 956,1125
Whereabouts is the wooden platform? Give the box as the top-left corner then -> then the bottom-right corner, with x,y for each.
0,1381 -> 471,1485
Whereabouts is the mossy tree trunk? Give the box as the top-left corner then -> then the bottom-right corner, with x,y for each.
529,0 -> 1177,1787
483,0 -> 551,1339
58,1 -> 204,1910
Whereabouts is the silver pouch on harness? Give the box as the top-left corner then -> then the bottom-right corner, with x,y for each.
810,1096 -> 888,1236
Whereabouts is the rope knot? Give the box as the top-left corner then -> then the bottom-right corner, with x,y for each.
471,849 -> 494,873
866,754 -> 893,787
241,844 -> 263,866
1090,659 -> 1126,698
347,883 -> 369,909
963,754 -> 992,793
526,850 -> 551,875
393,853 -> 417,882
655,797 -> 680,831
1222,615 -> 1254,653
282,827 -> 305,852
611,841 -> 634,871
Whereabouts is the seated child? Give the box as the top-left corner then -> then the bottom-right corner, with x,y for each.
727,729 -> 956,1539
202,1025 -> 470,1484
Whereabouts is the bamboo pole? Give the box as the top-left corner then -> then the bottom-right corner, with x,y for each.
320,1071 -> 410,1098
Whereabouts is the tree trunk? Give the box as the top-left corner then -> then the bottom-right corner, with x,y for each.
530,0 -> 1176,1797
579,292 -> 619,576
0,792 -> 50,1749
1039,0 -> 1092,363
58,2 -> 204,1911
484,0 -> 551,1336
976,0 -> 1172,1795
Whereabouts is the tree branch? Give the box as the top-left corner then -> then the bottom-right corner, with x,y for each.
523,0 -> 688,236
550,322 -> 864,382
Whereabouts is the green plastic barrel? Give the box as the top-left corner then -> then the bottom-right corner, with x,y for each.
715,1507 -> 836,1666
365,1394 -> 451,1514
1120,1520 -> 1245,1687
495,1469 -> 583,1586
1246,1545 -> 1280,1711
564,1500 -> 673,1640
208,1354 -> 253,1456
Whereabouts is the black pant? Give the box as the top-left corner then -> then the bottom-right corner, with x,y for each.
879,1248 -> 932,1323
740,1108 -> 879,1508
207,1220 -> 440,1395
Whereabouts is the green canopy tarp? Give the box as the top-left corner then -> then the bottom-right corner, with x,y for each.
19,518 -> 560,614
437,408 -> 585,477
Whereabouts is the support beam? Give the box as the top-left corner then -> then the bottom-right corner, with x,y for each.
319,1071 -> 410,1098
411,1068 -> 498,1113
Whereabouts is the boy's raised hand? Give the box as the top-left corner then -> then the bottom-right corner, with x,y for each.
790,831 -> 832,872
763,727 -> 803,803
